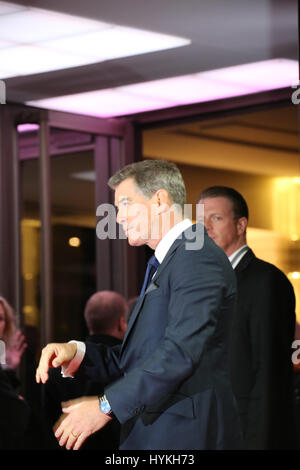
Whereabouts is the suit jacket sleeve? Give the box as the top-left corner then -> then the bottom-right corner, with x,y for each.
103,244 -> 233,424
77,342 -> 123,385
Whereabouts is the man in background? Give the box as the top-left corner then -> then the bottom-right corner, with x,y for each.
198,186 -> 296,449
42,290 -> 127,450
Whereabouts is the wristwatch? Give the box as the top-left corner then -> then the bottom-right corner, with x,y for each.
99,394 -> 113,416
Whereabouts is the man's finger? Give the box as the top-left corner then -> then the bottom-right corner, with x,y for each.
58,429 -> 70,448
65,432 -> 78,450
53,413 -> 67,434
73,432 -> 89,451
61,398 -> 82,412
35,345 -> 55,383
54,414 -> 69,439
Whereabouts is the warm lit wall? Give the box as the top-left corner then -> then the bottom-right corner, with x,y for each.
143,159 -> 300,322
21,220 -> 41,328
177,162 -> 275,230
177,163 -> 300,322
143,103 -> 300,323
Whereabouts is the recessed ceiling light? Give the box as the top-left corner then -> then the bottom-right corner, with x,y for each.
0,1 -> 26,16
0,1 -> 190,78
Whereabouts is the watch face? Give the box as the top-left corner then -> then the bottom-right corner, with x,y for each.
100,400 -> 111,414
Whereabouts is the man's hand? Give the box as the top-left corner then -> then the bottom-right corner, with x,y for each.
35,342 -> 77,384
53,396 -> 112,450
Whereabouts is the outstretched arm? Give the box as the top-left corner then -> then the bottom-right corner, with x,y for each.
35,342 -> 78,384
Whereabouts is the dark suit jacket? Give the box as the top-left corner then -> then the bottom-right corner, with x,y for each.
0,366 -> 30,449
78,225 -> 242,450
229,248 -> 296,449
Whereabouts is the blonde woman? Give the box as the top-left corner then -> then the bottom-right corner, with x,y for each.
0,297 -> 30,449
0,296 -> 27,370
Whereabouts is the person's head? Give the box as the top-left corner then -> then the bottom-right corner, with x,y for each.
126,296 -> 138,324
0,296 -> 16,345
84,291 -> 128,340
198,186 -> 248,256
108,160 -> 186,249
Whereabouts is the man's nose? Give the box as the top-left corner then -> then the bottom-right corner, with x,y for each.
116,209 -> 127,226
116,210 -> 123,225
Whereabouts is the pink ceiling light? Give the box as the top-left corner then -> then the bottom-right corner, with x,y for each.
27,59 -> 298,118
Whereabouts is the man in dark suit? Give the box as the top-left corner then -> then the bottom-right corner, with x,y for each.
198,186 -> 296,449
36,160 -> 241,450
41,290 -> 127,450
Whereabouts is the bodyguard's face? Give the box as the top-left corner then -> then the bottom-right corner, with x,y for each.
200,196 -> 244,256
115,178 -> 156,248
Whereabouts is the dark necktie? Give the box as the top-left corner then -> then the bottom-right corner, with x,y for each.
139,255 -> 160,298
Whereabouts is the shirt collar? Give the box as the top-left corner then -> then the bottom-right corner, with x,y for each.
228,244 -> 249,269
155,218 -> 193,264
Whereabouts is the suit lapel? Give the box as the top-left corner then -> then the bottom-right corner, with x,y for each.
120,237 -> 183,355
234,248 -> 255,275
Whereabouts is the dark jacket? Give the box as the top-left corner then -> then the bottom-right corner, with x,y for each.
229,248 -> 296,449
0,365 -> 30,449
78,225 -> 242,450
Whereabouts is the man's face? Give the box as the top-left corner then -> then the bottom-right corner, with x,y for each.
200,196 -> 244,256
115,178 -> 157,247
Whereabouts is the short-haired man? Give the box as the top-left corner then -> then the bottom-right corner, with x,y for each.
198,186 -> 296,449
84,291 -> 127,341
36,160 -> 242,450
42,290 -> 127,449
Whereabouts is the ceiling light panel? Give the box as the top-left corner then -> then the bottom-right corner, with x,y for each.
0,39 -> 14,48
122,75 -> 250,104
0,1 -> 27,16
202,59 -> 298,91
0,7 -> 106,43
28,89 -> 169,117
0,45 -> 93,76
27,59 -> 299,118
0,2 -> 190,78
42,26 -> 190,61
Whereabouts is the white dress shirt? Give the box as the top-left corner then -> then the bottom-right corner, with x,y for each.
228,244 -> 249,269
155,218 -> 193,263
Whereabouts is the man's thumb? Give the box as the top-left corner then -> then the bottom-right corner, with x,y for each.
52,353 -> 65,368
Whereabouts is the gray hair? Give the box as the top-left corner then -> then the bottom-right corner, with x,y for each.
108,159 -> 186,209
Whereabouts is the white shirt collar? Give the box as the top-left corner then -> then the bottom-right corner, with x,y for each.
228,244 -> 249,269
155,219 -> 193,264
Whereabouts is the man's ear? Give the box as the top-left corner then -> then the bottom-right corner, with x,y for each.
119,315 -> 127,336
155,189 -> 170,213
236,217 -> 248,236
